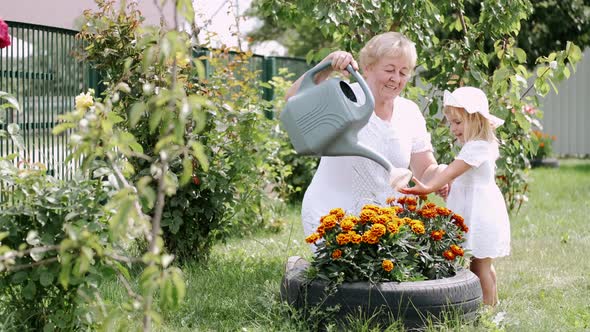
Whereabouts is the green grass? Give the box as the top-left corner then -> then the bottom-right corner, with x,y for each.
98,159 -> 590,330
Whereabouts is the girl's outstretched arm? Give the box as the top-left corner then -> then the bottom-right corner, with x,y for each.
399,159 -> 471,195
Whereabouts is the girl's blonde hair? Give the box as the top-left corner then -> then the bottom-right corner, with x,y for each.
359,32 -> 417,71
444,106 -> 498,143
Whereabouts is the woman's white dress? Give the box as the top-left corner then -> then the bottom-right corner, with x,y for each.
301,86 -> 433,239
446,140 -> 511,258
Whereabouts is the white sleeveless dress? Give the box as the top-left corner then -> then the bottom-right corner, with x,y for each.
446,140 -> 511,258
301,84 -> 433,240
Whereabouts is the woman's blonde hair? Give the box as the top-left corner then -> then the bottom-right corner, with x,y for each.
444,106 -> 498,143
359,32 -> 417,71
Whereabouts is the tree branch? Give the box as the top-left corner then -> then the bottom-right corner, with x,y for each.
7,257 -> 58,272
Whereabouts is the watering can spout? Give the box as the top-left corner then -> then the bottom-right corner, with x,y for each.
324,135 -> 393,172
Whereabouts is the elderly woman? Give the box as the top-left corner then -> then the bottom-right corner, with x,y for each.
285,32 -> 445,247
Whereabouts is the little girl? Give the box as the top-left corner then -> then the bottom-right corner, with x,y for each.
400,86 -> 510,306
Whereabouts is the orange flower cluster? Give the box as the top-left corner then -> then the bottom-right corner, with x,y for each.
308,196 -> 469,282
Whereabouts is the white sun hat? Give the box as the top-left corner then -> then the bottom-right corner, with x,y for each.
443,87 -> 504,127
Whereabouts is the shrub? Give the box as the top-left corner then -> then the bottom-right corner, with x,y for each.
0,160 -> 111,330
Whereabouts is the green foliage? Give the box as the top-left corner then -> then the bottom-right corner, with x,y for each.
73,0 -> 287,265
245,0 -> 584,211
0,160 -> 111,330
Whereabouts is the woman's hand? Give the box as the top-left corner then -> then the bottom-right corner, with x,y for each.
326,51 -> 359,72
399,177 -> 435,195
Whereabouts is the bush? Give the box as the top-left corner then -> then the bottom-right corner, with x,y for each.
531,130 -> 556,160
0,160 -> 111,330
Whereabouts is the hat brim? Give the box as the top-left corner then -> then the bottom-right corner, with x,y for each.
443,90 -> 504,127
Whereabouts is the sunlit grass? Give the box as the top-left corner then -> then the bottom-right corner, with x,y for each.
101,159 -> 590,331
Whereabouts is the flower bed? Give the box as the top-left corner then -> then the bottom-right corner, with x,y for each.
305,196 -> 469,283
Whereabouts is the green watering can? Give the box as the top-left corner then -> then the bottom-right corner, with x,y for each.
280,60 -> 412,189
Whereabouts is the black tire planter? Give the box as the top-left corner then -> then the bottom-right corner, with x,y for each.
280,256 -> 483,328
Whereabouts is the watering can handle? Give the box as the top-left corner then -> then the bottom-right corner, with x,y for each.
300,60 -> 375,111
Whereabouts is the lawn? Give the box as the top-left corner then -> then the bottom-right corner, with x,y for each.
102,159 -> 590,331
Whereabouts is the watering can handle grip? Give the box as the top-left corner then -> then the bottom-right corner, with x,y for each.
300,60 -> 375,110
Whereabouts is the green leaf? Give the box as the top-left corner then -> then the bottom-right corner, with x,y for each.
514,48 -> 527,63
0,91 -> 21,112
40,270 -> 54,287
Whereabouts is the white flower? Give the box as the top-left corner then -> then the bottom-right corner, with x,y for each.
75,91 -> 94,111
549,61 -> 557,69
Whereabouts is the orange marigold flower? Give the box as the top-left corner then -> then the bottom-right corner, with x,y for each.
340,218 -> 355,232
362,232 -> 379,244
362,204 -> 381,212
407,205 -> 417,212
349,231 -> 362,244
436,206 -> 452,216
386,222 -> 400,234
330,207 -> 345,219
332,249 -> 342,259
374,215 -> 391,225
443,250 -> 456,261
305,233 -> 320,244
419,195 -> 429,201
382,259 -> 394,272
336,233 -> 351,245
423,202 -> 436,209
392,206 -> 404,214
450,244 -> 464,256
452,214 -> 464,223
316,225 -> 326,237
360,209 -> 378,224
430,230 -> 445,241
371,223 -> 387,237
419,208 -> 438,219
322,215 -> 338,230
385,196 -> 396,205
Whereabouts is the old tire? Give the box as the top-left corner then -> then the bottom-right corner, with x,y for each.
280,256 -> 482,327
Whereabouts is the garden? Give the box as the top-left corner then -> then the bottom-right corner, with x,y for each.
1,0 -> 589,331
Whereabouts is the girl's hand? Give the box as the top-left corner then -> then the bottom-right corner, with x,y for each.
399,177 -> 434,195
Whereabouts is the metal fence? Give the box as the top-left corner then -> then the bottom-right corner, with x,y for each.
0,22 -> 312,180
0,21 -> 91,179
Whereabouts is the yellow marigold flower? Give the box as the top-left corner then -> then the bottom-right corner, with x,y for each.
443,250 -> 456,261
349,231 -> 362,244
340,218 -> 356,232
450,244 -> 464,256
330,208 -> 345,219
411,223 -> 425,235
336,233 -> 351,245
332,249 -> 342,259
360,209 -> 378,224
382,259 -> 394,272
386,222 -> 399,234
370,224 -> 387,237
75,91 -> 94,111
322,215 -> 338,230
305,233 -> 320,244
392,206 -> 404,213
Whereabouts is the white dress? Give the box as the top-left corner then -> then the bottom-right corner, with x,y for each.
446,140 -> 511,259
301,84 -> 433,239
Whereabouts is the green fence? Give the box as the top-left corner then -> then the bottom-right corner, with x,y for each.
1,22 -> 311,180
0,21 -> 91,179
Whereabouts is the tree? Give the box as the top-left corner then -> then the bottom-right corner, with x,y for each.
245,0 -> 583,211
